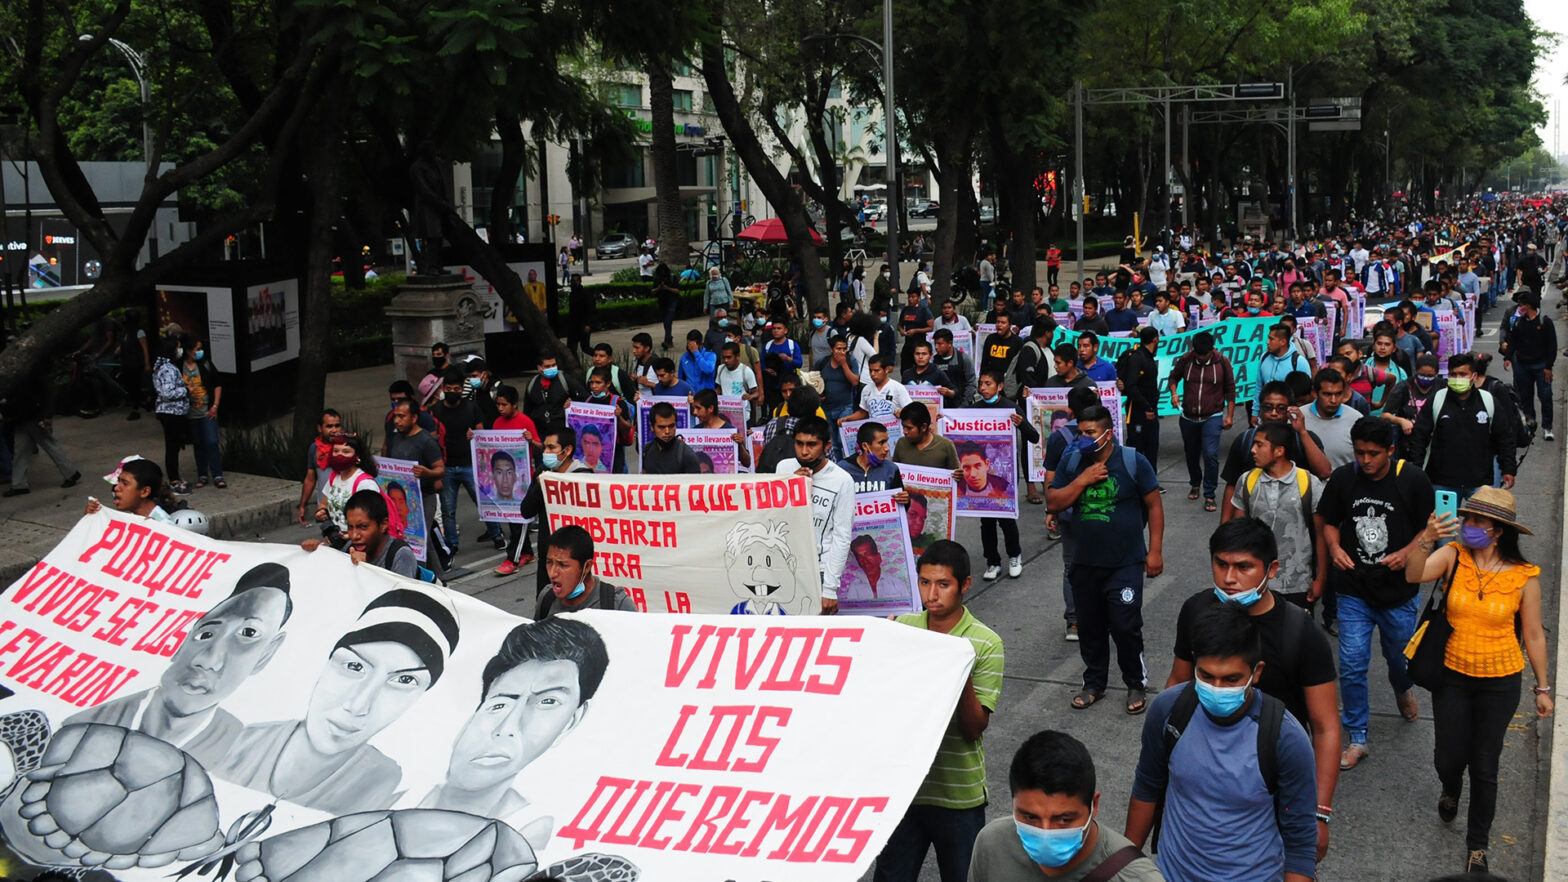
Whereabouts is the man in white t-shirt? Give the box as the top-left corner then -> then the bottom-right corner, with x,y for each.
840,354 -> 913,427
776,417 -> 854,615
934,299 -> 973,335
1348,241 -> 1370,276
715,341 -> 761,404
638,246 -> 656,280
1148,247 -> 1170,288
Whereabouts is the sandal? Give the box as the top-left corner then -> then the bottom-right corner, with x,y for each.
170,480 -> 191,494
1126,688 -> 1148,715
1026,493 -> 1044,505
193,478 -> 209,489
1071,690 -> 1105,710
1204,497 -> 1217,512
1187,487 -> 1200,500
214,478 -> 228,489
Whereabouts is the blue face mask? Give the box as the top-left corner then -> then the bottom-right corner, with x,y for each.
1213,577 -> 1267,607
565,580 -> 587,601
1247,306 -> 1261,315
718,318 -> 730,328
812,318 -> 825,328
983,394 -> 1000,404
467,377 -> 482,390
542,367 -> 559,379
865,452 -> 883,468
1194,674 -> 1253,718
1014,815 -> 1091,868
542,452 -> 561,469
193,349 -> 205,361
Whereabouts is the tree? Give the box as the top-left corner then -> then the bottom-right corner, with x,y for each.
0,0 -> 328,398
648,64 -> 690,274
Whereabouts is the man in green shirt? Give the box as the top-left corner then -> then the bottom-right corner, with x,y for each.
874,540 -> 1005,881
894,402 -> 961,471
970,731 -> 1162,881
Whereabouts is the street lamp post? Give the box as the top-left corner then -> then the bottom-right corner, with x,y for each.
804,0 -> 899,288
81,34 -> 156,258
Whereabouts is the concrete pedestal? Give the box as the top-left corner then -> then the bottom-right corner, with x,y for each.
387,274 -> 486,387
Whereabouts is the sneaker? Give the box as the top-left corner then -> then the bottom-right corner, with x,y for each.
493,560 -> 518,576
1466,849 -> 1488,873
1007,556 -> 1023,578
1397,689 -> 1420,722
1046,527 -> 1061,540
1546,429 -> 1556,441
492,534 -> 507,550
61,472 -> 82,488
982,565 -> 1002,581
1065,624 -> 1079,642
516,553 -> 534,568
1438,793 -> 1459,824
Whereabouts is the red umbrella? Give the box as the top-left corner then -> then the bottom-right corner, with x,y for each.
736,217 -> 825,244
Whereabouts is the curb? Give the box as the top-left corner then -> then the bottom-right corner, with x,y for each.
1548,428 -> 1568,874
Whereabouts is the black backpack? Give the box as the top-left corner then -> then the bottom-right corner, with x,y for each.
536,581 -> 620,618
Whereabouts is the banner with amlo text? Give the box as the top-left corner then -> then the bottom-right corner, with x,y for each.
540,471 -> 821,615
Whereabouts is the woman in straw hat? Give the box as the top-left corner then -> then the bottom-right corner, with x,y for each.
1405,486 -> 1552,874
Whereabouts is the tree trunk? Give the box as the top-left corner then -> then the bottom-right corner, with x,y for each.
291,76 -> 346,448
488,109 -> 527,243
699,42 -> 826,310
648,66 -> 690,270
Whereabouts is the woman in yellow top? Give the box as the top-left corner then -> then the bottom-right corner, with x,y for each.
1405,486 -> 1552,875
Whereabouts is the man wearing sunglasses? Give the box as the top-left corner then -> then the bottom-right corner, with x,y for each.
1219,380 -> 1333,520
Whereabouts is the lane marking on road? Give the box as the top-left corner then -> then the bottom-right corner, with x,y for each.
1549,370 -> 1568,872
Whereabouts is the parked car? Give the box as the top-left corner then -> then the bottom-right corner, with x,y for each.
596,232 -> 638,259
978,204 -> 996,224
909,199 -> 940,218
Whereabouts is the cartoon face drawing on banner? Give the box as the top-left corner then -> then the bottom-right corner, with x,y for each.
65,563 -> 293,769
420,618 -> 610,852
724,521 -> 808,615
211,589 -> 460,815
956,441 -> 1010,499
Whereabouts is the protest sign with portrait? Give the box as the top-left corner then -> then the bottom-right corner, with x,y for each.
838,492 -> 921,617
895,464 -> 956,557
941,409 -> 1019,519
637,396 -> 691,450
566,401 -> 617,474
372,456 -> 427,560
470,430 -> 533,521
679,427 -> 741,474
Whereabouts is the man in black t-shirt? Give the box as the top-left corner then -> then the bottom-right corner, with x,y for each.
1219,381 -> 1332,516
1167,518 -> 1339,863
896,289 -> 934,374
1315,415 -> 1433,771
433,368 -> 499,555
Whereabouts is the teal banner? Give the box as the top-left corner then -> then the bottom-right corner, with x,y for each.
1051,317 -> 1277,417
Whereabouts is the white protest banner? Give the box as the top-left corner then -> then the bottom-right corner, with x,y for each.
0,512 -> 972,882
1052,316 -> 1273,417
566,401 -> 617,474
1435,311 -> 1461,370
638,396 -> 691,451
373,456 -> 428,561
941,409 -> 1019,519
1349,292 -> 1367,337
896,465 -> 956,558
840,417 -> 903,459
1297,320 -> 1329,367
839,492 -> 920,617
907,384 -> 944,423
679,427 -> 741,474
540,471 -> 821,615
470,430 -> 533,522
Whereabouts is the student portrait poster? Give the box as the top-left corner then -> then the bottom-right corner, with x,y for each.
539,471 -> 824,616
0,510 -> 975,882
837,492 -> 921,618
895,464 -> 956,558
718,394 -> 750,434
372,456 -> 428,561
941,408 -> 1018,519
907,384 -> 943,423
927,328 -> 977,379
678,427 -> 740,474
565,401 -> 617,474
749,427 -> 766,472
636,395 -> 690,451
470,430 -> 533,522
839,418 -> 902,460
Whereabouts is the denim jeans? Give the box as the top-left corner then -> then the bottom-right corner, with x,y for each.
825,405 -> 855,459
439,465 -> 502,549
186,416 -> 223,481
1060,527 -> 1077,624
1514,362 -> 1552,431
872,803 -> 987,882
1178,413 -> 1222,498
1337,593 -> 1419,744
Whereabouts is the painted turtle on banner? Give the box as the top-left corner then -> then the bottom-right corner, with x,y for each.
0,723 -> 225,870
228,808 -> 642,882
231,809 -> 539,882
